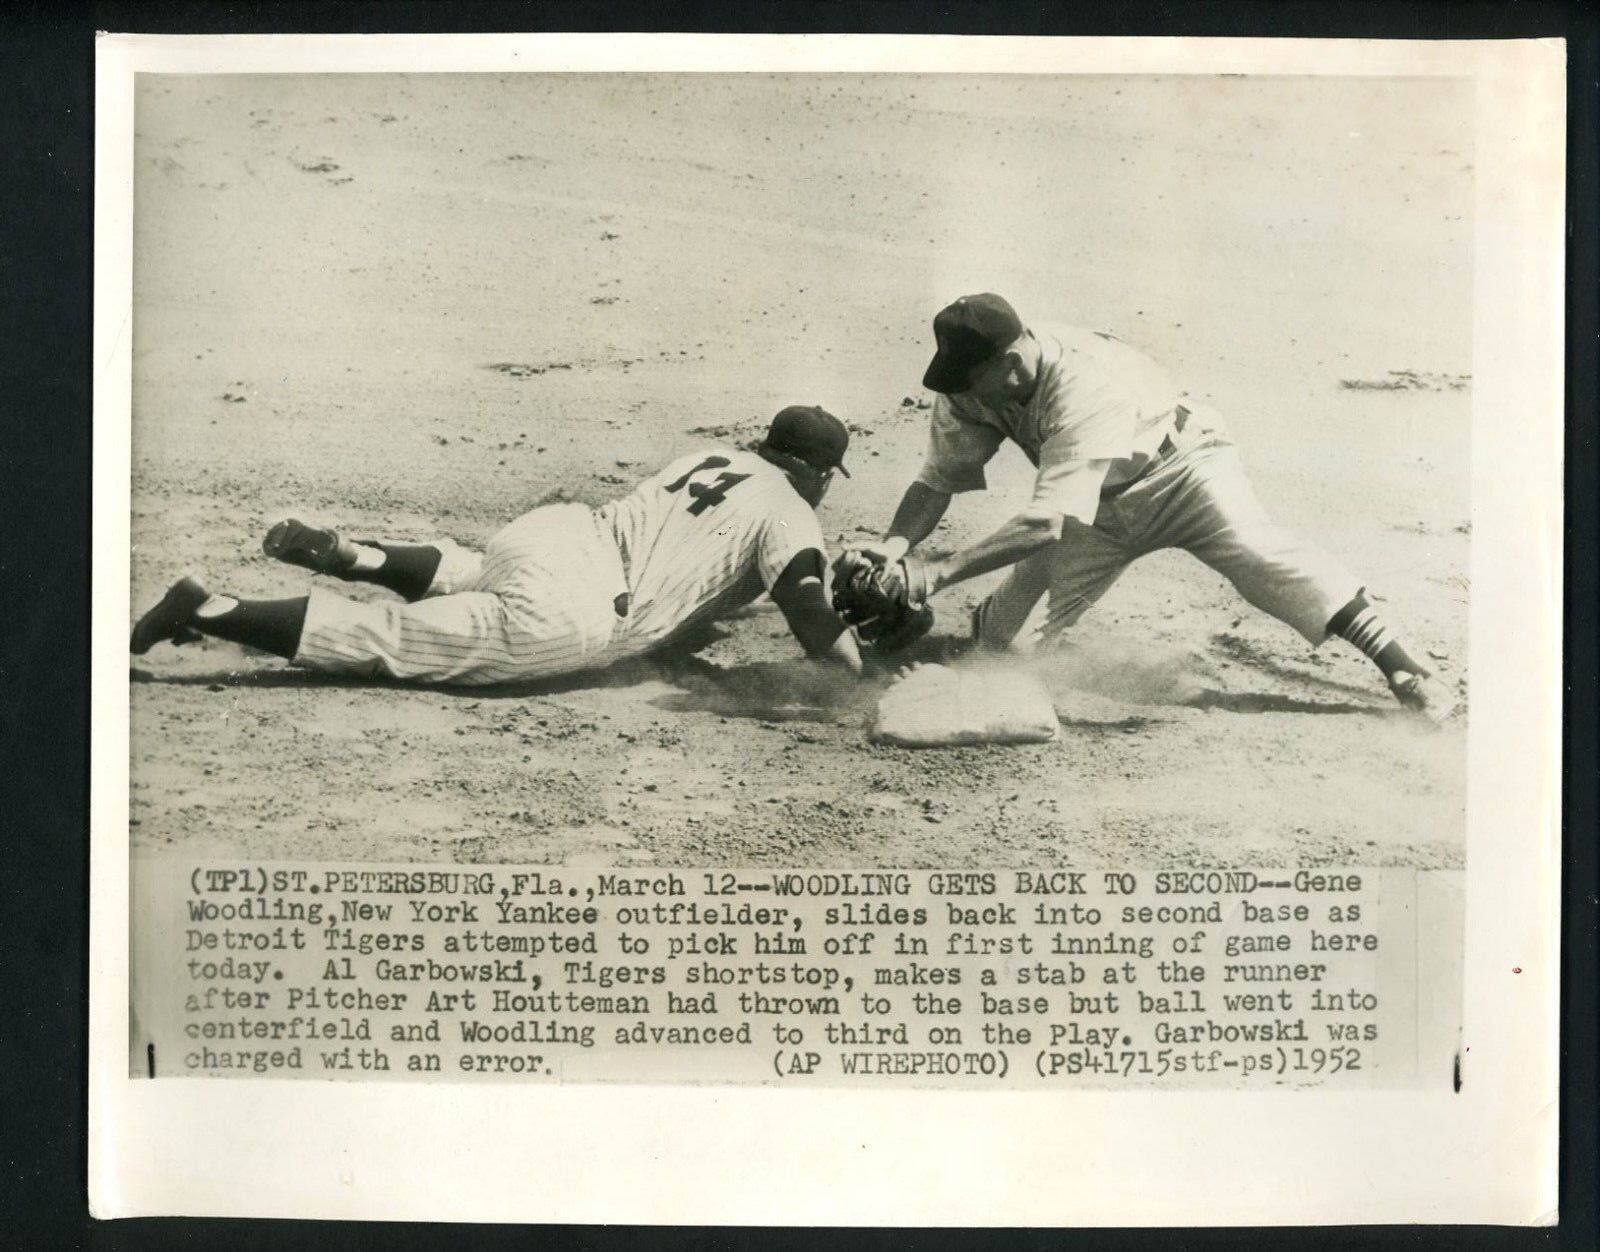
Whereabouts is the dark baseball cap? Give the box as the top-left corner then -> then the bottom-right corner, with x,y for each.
763,405 -> 851,476
922,293 -> 1024,394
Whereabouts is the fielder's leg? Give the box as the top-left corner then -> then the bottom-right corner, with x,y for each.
972,519 -> 1132,651
1323,591 -> 1457,723
1162,445 -> 1457,724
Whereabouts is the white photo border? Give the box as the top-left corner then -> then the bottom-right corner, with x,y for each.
91,33 -> 1563,1226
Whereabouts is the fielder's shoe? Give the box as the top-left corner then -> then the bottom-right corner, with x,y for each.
1389,671 -> 1459,727
130,576 -> 209,654
263,518 -> 353,574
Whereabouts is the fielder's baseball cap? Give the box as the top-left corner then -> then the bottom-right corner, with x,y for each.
763,405 -> 851,476
922,292 -> 1024,394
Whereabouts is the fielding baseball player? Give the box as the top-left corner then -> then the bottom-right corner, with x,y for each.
131,406 -> 864,684
837,293 -> 1457,724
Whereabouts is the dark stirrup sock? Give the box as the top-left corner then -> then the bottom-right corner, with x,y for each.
1326,591 -> 1430,681
344,541 -> 443,602
193,596 -> 309,660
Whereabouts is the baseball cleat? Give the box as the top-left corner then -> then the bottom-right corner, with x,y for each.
130,576 -> 210,654
263,518 -> 351,573
1389,671 -> 1459,726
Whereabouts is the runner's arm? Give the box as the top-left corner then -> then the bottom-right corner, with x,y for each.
769,549 -> 863,676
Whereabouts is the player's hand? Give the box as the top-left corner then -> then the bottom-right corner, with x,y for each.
843,536 -> 910,568
830,551 -> 937,657
874,553 -> 933,606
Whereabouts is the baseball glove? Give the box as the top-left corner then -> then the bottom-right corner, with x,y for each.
831,549 -> 935,654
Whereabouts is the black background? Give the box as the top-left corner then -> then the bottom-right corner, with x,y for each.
1,1 -> 1593,1247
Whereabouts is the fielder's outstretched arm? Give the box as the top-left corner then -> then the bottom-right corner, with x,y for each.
922,457 -> 1115,595
861,482 -> 951,563
769,550 -> 864,676
922,510 -> 1065,593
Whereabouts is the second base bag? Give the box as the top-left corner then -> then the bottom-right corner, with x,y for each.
870,663 -> 1059,748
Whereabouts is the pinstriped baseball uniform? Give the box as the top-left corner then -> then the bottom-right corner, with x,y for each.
294,448 -> 826,685
919,324 -> 1361,652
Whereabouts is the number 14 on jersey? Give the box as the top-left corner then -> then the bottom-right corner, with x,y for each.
665,456 -> 750,516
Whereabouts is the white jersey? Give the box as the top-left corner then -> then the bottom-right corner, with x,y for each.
597,447 -> 828,652
917,323 -> 1196,523
293,447 -> 829,687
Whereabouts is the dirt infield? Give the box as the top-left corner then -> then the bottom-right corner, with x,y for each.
127,73 -> 1470,868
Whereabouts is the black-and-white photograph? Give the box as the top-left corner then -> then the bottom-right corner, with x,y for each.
90,32 -> 1567,1226
126,70 -> 1471,869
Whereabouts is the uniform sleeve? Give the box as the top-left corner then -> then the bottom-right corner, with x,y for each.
914,395 -> 1004,495
1027,429 -> 1118,524
755,491 -> 828,591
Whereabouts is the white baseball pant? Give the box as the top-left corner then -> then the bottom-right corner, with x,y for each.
974,436 -> 1362,652
293,504 -> 628,685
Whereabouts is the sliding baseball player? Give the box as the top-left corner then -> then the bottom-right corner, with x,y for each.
131,406 -> 863,684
